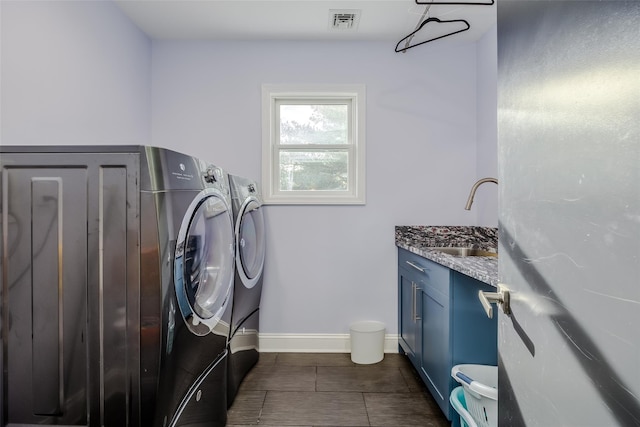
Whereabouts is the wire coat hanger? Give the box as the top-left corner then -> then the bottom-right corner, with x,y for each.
401,4 -> 432,52
395,17 -> 471,52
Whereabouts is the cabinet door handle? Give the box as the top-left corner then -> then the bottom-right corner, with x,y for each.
413,283 -> 422,321
406,260 -> 427,272
411,282 -> 416,321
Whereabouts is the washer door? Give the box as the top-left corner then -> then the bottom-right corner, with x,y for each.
235,197 -> 265,289
174,188 -> 235,336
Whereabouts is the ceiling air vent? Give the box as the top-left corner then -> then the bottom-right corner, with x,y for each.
329,10 -> 361,31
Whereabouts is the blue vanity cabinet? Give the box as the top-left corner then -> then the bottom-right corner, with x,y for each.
397,247 -> 498,423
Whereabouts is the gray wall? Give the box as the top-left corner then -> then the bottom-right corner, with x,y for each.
475,24 -> 498,227
0,0 -> 151,146
151,39 -> 496,335
1,0 -> 498,339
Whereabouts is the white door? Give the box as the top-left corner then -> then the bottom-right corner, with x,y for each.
497,1 -> 640,425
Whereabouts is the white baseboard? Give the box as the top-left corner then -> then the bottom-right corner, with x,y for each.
258,333 -> 400,353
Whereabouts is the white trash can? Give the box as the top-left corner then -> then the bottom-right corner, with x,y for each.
349,321 -> 385,364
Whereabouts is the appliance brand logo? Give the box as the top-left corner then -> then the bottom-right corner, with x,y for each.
172,162 -> 194,181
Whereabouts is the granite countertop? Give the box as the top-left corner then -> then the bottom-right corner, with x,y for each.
395,226 -> 499,287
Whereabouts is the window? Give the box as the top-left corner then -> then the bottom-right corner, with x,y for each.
262,84 -> 365,205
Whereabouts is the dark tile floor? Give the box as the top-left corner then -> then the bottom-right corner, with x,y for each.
227,352 -> 450,427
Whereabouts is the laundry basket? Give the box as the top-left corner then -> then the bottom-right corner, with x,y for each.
450,386 -> 478,427
451,364 -> 497,427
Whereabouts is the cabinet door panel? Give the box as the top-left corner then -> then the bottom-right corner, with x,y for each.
451,272 -> 498,366
399,269 -> 418,359
4,167 -> 89,425
421,287 -> 449,406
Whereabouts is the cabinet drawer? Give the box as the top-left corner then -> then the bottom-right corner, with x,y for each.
398,248 -> 450,296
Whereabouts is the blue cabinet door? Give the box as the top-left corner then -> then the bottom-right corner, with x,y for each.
399,269 -> 420,361
398,248 -> 430,365
421,275 -> 451,417
451,272 -> 498,367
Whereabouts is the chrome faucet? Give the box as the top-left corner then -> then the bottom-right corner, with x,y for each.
465,178 -> 498,210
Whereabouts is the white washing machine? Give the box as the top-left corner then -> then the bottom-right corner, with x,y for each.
226,174 -> 266,407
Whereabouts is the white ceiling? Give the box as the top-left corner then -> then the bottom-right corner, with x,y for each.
114,0 -> 496,44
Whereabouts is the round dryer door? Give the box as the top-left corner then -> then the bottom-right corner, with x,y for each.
174,188 -> 235,336
235,197 -> 265,289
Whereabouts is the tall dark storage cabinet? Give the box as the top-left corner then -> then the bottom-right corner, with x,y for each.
0,150 -> 140,426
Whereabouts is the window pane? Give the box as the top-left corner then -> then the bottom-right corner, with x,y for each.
279,151 -> 348,191
279,104 -> 348,145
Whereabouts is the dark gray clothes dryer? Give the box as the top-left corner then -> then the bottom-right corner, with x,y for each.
226,174 -> 266,407
150,147 -> 235,427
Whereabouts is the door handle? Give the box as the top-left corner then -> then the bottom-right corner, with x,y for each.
406,261 -> 427,273
479,284 -> 511,318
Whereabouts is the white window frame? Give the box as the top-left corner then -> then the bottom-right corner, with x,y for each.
261,84 -> 366,205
